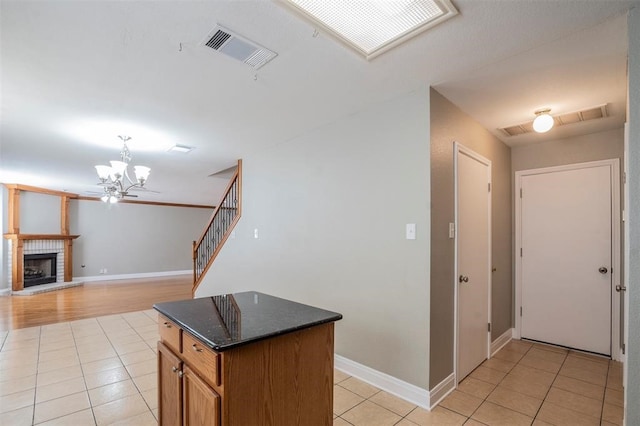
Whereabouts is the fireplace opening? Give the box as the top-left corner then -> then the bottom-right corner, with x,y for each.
24,253 -> 57,287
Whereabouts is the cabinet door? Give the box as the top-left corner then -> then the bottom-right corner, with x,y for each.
183,365 -> 220,426
158,342 -> 183,426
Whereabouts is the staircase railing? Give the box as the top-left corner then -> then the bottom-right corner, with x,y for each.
192,160 -> 242,294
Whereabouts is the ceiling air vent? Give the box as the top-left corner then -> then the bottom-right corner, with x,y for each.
500,104 -> 609,137
202,25 -> 277,70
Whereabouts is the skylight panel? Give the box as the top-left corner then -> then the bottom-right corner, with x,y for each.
283,0 -> 458,60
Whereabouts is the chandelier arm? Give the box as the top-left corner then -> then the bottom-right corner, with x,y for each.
122,167 -> 137,187
122,182 -> 144,193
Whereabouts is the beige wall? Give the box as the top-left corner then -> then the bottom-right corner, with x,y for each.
512,128 -> 624,173
70,200 -> 212,277
429,88 -> 513,389
626,7 -> 640,422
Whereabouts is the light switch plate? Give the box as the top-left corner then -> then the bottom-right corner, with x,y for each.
406,223 -> 416,240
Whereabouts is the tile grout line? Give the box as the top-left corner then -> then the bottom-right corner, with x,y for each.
120,312 -> 160,417
71,319 -> 99,426
530,344 -> 569,422
31,325 -> 42,426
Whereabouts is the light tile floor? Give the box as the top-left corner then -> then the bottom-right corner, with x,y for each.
1,311 -> 624,426
0,310 -> 159,425
334,339 -> 624,425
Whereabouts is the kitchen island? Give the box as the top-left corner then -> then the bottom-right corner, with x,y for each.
154,291 -> 342,426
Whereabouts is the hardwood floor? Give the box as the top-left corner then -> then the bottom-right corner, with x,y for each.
0,275 -> 192,331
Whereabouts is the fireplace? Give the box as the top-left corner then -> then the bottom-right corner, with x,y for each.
24,253 -> 57,287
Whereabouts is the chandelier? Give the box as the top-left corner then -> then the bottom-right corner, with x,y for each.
94,136 -> 150,203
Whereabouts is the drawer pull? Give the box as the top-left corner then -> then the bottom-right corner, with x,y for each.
163,322 -> 172,328
172,366 -> 178,373
192,344 -> 203,353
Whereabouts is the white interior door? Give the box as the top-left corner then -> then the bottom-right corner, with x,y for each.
520,165 -> 612,355
456,144 -> 491,382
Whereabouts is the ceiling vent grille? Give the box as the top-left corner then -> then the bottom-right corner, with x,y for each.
500,105 -> 609,137
202,25 -> 277,70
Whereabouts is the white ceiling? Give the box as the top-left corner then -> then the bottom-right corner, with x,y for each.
1,0 -> 636,205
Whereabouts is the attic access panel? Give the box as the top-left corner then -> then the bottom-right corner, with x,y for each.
281,0 -> 458,60
500,105 -> 609,137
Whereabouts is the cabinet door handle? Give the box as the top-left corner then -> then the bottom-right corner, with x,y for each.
192,344 -> 203,353
178,371 -> 184,378
163,322 -> 172,328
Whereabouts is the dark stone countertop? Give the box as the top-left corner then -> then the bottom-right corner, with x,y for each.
153,291 -> 342,351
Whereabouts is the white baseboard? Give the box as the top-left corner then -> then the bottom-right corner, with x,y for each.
334,355 -> 431,410
0,288 -> 11,296
81,270 -> 191,283
428,373 -> 456,409
491,328 -> 515,357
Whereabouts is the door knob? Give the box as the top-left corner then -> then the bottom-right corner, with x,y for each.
599,267 -> 608,274
459,275 -> 469,283
616,285 -> 627,292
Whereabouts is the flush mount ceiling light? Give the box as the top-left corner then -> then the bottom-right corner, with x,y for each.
94,136 -> 151,203
282,0 -> 458,60
532,109 -> 554,133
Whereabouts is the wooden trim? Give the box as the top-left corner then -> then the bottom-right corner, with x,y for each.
192,241 -> 197,297
61,196 -> 70,235
75,196 -> 214,209
64,239 -> 73,282
4,234 -> 80,241
12,240 -> 24,291
3,184 -> 78,198
237,158 -> 242,224
8,187 -> 20,234
195,164 -> 241,246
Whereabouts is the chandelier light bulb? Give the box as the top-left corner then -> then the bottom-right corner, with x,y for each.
109,160 -> 127,179
533,109 -> 554,133
95,165 -> 111,181
134,166 -> 150,184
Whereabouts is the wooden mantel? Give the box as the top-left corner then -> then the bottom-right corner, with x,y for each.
3,184 -> 81,292
4,234 -> 80,241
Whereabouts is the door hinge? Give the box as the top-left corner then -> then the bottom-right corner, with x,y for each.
488,182 -> 491,192
520,248 -> 523,257
520,188 -> 523,198
520,306 -> 522,316
622,343 -> 626,355
624,172 -> 627,184
488,323 -> 491,332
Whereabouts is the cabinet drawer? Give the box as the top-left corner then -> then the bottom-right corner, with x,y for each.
182,331 -> 220,387
158,316 -> 182,353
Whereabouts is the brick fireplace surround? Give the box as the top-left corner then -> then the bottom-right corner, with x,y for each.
5,235 -> 79,291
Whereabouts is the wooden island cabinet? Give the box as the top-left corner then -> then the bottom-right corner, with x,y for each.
154,292 -> 342,426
